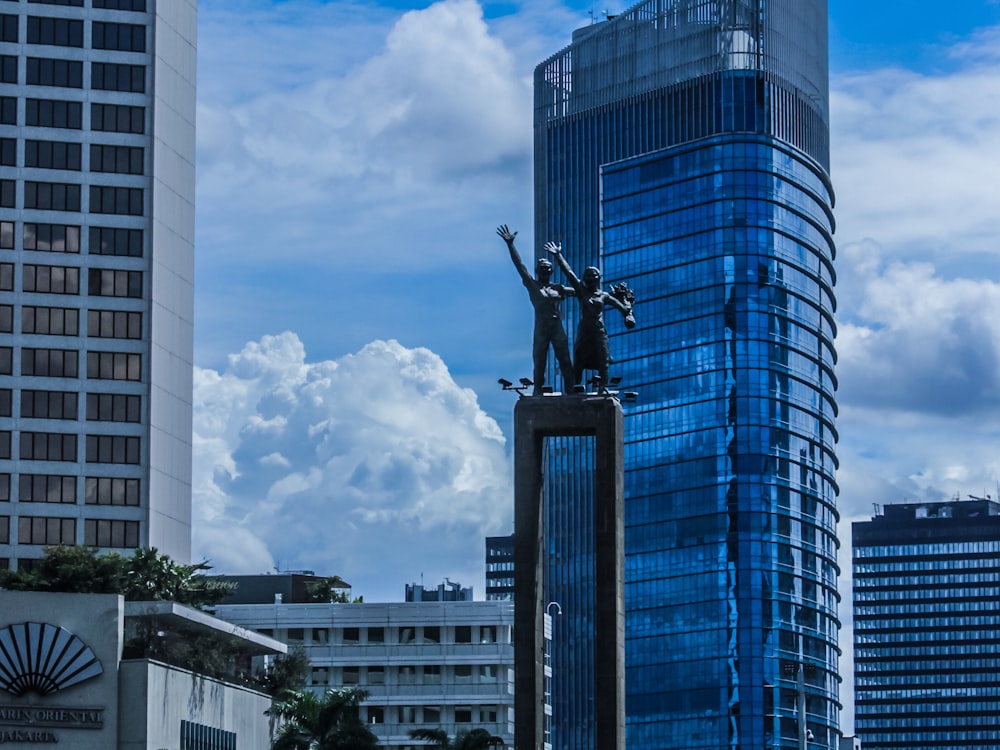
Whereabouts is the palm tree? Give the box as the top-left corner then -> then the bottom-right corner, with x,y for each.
269,687 -> 379,750
408,728 -> 499,750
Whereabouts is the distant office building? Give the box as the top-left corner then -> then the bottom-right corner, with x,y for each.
0,1 -> 197,568
214,598 -> 514,748
854,499 -> 1000,749
535,1 -> 840,747
485,534 -> 513,601
405,578 -> 473,602
217,572 -> 351,605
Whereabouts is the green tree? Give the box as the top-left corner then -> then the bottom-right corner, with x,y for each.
0,546 -> 233,609
408,728 -> 499,750
269,688 -> 379,750
256,647 -> 310,697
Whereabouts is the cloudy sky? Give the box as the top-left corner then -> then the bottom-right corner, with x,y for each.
192,0 -> 1000,700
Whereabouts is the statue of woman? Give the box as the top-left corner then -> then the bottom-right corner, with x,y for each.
545,241 -> 635,391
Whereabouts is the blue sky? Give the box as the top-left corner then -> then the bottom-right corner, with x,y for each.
191,4 -> 1000,714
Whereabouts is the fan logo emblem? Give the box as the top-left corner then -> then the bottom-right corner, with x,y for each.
0,623 -> 104,697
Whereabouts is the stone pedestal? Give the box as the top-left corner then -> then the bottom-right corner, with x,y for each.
513,395 -> 625,750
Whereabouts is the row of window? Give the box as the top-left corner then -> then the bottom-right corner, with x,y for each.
2,516 -> 138,548
10,389 -> 140,421
269,624 -> 505,646
330,664 -> 502,686
13,431 -> 139,463
0,97 -> 144,133
855,542 -> 1000,558
3,264 -> 142,296
0,221 -> 143,255
2,2 -> 147,11
355,705 -> 503,727
0,473 -> 138,504
2,278 -> 140,310
0,348 -> 141,379
0,182 -> 144,215
0,57 -> 145,92
0,140 -> 143,174
1,17 -> 144,51
0,308 -> 142,338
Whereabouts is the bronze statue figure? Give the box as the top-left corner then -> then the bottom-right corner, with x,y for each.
498,225 -> 575,395
545,241 -> 635,391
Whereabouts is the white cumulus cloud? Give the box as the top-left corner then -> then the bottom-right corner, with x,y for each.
192,333 -> 511,602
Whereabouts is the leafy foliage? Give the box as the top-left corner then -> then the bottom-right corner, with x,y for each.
255,647 -> 311,697
0,546 -> 234,608
269,688 -> 379,749
408,728 -> 499,750
303,578 -> 363,604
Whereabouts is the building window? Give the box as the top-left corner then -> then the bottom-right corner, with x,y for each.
179,720 -> 236,750
92,21 -> 145,52
93,0 -> 147,10
24,223 -> 81,253
398,706 -> 416,724
367,626 -> 384,643
367,666 -> 384,685
309,667 -> 328,686
0,180 -> 13,208
85,434 -> 140,464
0,517 -> 8,545
285,628 -> 304,644
0,347 -> 10,375
28,1 -> 85,8
90,144 -> 143,175
84,518 -> 139,548
342,627 -> 360,643
423,707 -> 440,723
20,389 -> 78,419
87,309 -> 142,339
88,268 -> 142,297
20,431 -> 77,461
398,665 -> 416,685
311,628 -> 329,644
85,476 -> 140,505
27,16 -> 84,48
423,626 -> 440,644
89,226 -> 142,256
25,140 -> 82,170
0,138 -> 14,166
89,185 -> 142,215
0,15 -> 16,44
0,475 -> 7,501
26,57 -> 83,88
91,62 -> 144,93
423,665 -> 441,685
480,625 -> 498,643
0,389 -> 9,416
19,474 -> 76,503
86,351 -> 140,380
454,665 -> 472,684
18,516 -> 75,545
0,305 -> 11,333
21,348 -> 78,378
22,306 -> 80,335
0,221 -> 12,249
24,182 -> 82,212
90,103 -> 144,135
26,99 -> 83,130
399,627 -> 415,644
455,625 -> 472,644
342,666 -> 359,685
367,707 -> 384,725
23,264 -> 80,294
0,264 -> 11,290
479,665 -> 498,683
0,56 -> 17,85
454,707 -> 472,723
0,432 -> 9,459
86,393 -> 140,422
0,97 -> 14,125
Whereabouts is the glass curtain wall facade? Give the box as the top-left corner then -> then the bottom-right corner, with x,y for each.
853,500 -> 1000,749
534,2 -> 840,748
0,0 -> 196,569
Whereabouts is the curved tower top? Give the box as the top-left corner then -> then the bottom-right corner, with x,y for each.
536,0 -> 830,169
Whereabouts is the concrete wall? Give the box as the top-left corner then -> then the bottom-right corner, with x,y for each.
119,660 -> 273,750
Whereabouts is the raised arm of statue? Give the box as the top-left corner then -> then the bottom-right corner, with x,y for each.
498,225 -> 533,287
544,241 -> 586,298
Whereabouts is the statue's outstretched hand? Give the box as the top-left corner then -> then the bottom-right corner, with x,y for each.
544,241 -> 562,257
497,225 -> 517,243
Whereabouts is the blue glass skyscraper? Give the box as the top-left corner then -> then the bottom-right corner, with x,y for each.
534,2 -> 840,748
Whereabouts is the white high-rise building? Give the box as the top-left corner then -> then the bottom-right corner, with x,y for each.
0,0 -> 196,568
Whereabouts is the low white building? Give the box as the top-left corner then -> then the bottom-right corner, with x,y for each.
0,590 -> 284,749
213,599 -> 515,748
